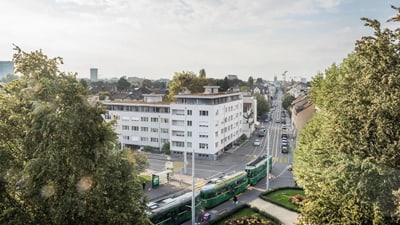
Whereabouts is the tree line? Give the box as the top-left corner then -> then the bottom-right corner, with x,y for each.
294,6 -> 400,225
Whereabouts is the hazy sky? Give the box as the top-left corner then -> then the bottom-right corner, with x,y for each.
0,0 -> 398,81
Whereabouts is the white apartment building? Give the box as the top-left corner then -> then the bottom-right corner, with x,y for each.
102,94 -> 170,150
102,87 -> 243,160
170,86 -> 243,160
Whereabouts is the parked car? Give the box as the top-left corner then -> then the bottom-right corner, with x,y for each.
281,146 -> 289,153
258,131 -> 266,137
253,139 -> 261,146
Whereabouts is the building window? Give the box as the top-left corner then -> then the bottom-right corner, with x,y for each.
161,128 -> 169,133
132,126 -> 139,131
140,127 -> 148,132
187,121 -> 192,126
172,131 -> 184,137
151,128 -> 158,132
161,138 -> 169,143
141,117 -> 148,122
187,110 -> 192,115
151,117 -> 158,122
141,137 -> 148,142
123,135 -> 129,140
215,131 -> 218,137
199,133 -> 208,138
187,131 -> 192,137
161,118 -> 169,123
104,114 -> 111,120
172,141 -> 185,147
187,142 -> 192,148
151,137 -> 158,142
199,143 -> 208,149
215,142 -> 218,147
199,122 -> 208,127
122,125 -> 130,130
200,110 -> 208,116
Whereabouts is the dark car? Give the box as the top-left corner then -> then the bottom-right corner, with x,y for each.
281,146 -> 289,153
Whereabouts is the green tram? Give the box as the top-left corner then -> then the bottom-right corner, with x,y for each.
199,171 -> 248,209
147,191 -> 202,225
245,154 -> 272,186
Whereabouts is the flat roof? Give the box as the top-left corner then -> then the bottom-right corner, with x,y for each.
102,100 -> 170,105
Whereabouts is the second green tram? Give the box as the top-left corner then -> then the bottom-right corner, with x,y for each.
245,154 -> 273,186
147,191 -> 202,225
199,171 -> 248,209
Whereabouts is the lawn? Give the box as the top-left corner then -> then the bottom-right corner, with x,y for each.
214,207 -> 277,225
262,188 -> 305,212
139,174 -> 151,184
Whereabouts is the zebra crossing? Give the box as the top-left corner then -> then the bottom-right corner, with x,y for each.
272,156 -> 289,163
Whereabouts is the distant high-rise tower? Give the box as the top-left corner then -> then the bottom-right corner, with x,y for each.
90,68 -> 98,81
0,61 -> 14,78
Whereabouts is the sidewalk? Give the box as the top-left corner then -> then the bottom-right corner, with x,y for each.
144,170 -> 205,202
249,198 -> 298,225
182,186 -> 299,225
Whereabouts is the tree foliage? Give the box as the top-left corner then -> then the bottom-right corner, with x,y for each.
254,93 -> 269,119
199,68 -> 206,78
294,8 -> 400,224
0,48 -> 149,225
117,76 -> 131,91
281,93 -> 295,112
79,78 -> 88,89
0,73 -> 19,83
167,71 -> 208,100
247,76 -> 254,87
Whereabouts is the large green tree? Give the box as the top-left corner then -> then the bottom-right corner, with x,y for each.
117,76 -> 131,91
254,93 -> 269,119
0,48 -> 149,225
167,71 -> 208,100
281,93 -> 295,112
199,68 -> 206,78
294,8 -> 400,225
247,76 -> 254,87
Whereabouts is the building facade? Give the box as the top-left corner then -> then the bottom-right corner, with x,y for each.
90,68 -> 98,81
169,86 -> 243,160
0,61 -> 13,78
102,86 -> 244,160
102,94 -> 170,150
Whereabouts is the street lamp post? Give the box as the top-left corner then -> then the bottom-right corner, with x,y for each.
191,148 -> 195,225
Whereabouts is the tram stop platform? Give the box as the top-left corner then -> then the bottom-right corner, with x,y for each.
144,170 -> 206,202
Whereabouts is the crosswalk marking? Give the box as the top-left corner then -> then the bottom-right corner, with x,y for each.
272,157 -> 289,163
195,180 -> 208,190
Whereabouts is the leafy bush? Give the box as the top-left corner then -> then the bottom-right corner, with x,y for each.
225,216 -> 273,225
288,194 -> 307,207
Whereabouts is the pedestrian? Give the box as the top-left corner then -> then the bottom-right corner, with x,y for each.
142,182 -> 146,191
233,195 -> 238,205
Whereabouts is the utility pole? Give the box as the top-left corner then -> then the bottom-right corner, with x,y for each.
191,148 -> 195,225
282,71 -> 288,86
